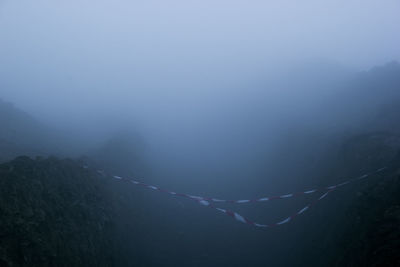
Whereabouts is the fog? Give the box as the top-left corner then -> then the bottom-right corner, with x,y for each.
1,1 -> 400,265
1,1 -> 399,188
1,0 -> 399,184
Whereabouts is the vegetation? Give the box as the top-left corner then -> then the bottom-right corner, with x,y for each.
0,156 -> 116,266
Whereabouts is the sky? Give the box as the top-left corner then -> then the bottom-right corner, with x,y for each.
0,0 -> 399,173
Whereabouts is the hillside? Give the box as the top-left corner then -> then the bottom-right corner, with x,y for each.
333,167 -> 400,266
0,156 -> 117,266
323,133 -> 400,266
0,100 -> 53,162
0,133 -> 399,266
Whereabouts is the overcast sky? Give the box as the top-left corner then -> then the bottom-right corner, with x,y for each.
0,0 -> 399,139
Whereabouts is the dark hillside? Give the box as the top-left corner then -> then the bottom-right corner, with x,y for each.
332,168 -> 400,266
0,156 -> 116,266
1,136 -> 399,266
324,133 -> 400,266
287,132 -> 400,266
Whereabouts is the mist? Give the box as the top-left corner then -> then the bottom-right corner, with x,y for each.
1,1 -> 400,265
1,0 -> 399,171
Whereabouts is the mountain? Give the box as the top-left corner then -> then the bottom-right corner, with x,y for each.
321,61 -> 400,133
0,99 -> 53,162
0,99 -> 96,163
